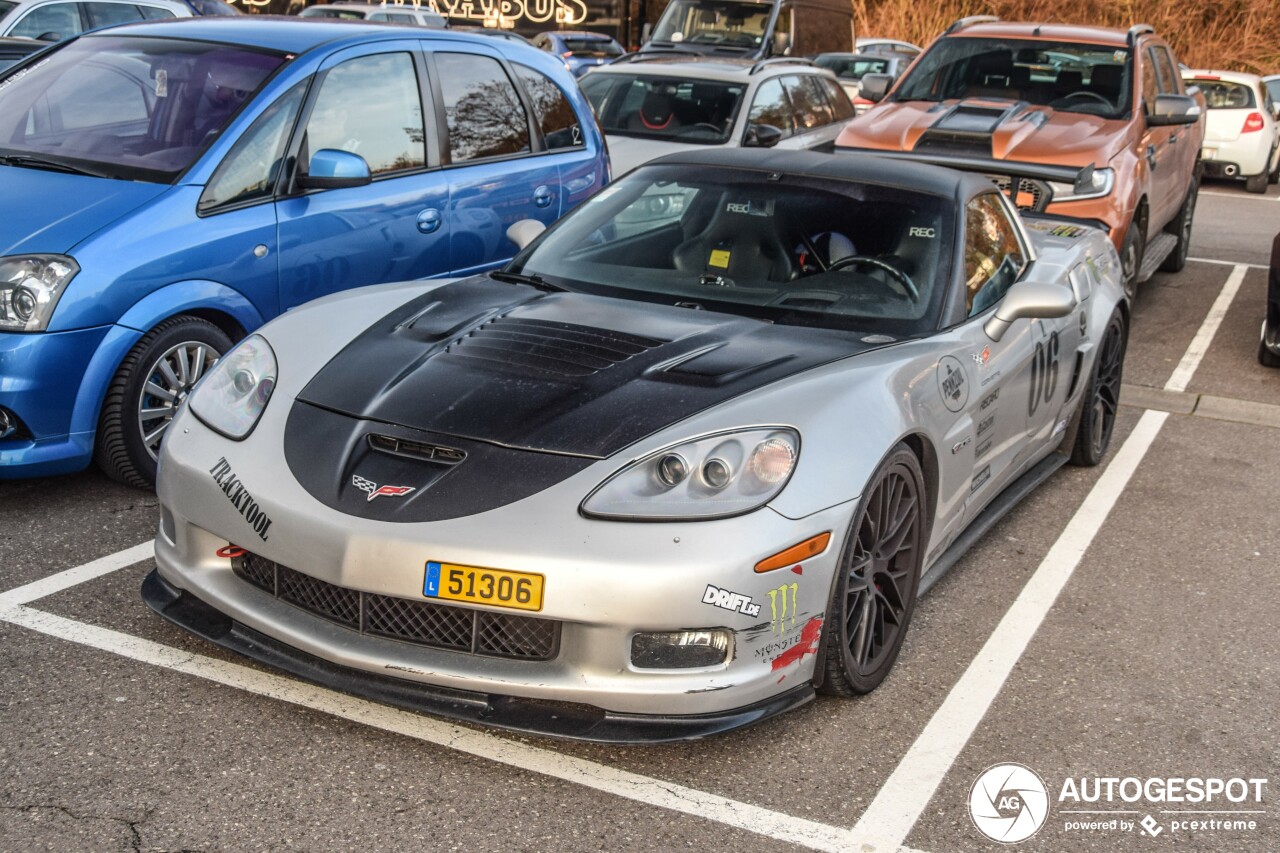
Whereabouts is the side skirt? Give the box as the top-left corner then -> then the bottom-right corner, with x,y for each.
918,451 -> 1069,596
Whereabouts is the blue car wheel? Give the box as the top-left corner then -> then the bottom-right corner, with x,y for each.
95,315 -> 231,488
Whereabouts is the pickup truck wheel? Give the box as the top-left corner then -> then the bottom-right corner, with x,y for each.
95,316 -> 231,489
1160,179 -> 1197,273
1245,171 -> 1268,194
1120,218 -> 1145,300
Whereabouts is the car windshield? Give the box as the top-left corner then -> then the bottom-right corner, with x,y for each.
815,55 -> 890,80
0,35 -> 287,182
580,74 -> 743,143
563,37 -> 622,57
1192,79 -> 1256,109
511,165 -> 954,336
651,0 -> 770,52
894,36 -> 1133,118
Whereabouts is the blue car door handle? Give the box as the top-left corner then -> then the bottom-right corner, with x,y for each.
417,208 -> 442,234
533,186 -> 554,208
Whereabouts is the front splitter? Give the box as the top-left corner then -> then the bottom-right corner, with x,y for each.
141,570 -> 814,743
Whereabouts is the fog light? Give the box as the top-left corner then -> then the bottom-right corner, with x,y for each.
631,629 -> 731,669
0,407 -> 22,440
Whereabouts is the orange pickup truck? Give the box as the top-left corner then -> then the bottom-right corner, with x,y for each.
837,17 -> 1205,296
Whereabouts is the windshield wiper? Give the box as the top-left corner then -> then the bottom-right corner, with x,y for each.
0,153 -> 111,178
489,269 -> 568,293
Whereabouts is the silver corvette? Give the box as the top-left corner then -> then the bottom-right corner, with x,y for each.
144,150 -> 1128,742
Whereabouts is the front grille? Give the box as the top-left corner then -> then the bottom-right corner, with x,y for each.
445,316 -> 663,378
987,174 -> 1051,212
233,553 -> 560,661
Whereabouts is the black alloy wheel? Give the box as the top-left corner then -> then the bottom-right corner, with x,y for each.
1120,217 -> 1146,301
820,444 -> 926,696
1070,309 -> 1127,466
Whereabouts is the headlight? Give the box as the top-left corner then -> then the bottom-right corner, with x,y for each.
581,427 -> 799,521
1048,167 -> 1115,203
189,334 -> 277,440
0,255 -> 78,331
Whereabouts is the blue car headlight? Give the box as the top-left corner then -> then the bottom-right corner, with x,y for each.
581,427 -> 799,521
189,334 -> 277,440
0,255 -> 78,332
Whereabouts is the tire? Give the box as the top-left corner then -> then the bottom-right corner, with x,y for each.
819,443 -> 926,696
1268,151 -> 1279,185
1159,178 -> 1197,273
1070,309 -> 1127,467
95,315 -> 231,489
1245,171 -> 1268,194
1119,216 -> 1145,301
1260,323 -> 1280,368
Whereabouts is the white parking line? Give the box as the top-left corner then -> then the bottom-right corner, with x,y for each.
1198,189 -> 1280,201
846,263 -> 1248,851
1188,256 -> 1267,271
0,600 -> 864,853
0,540 -> 154,605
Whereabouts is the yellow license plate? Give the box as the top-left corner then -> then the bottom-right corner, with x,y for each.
423,561 -> 544,612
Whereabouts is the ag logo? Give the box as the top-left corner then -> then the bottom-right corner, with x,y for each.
969,763 -> 1049,844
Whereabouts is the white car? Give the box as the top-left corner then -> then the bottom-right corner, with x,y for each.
854,37 -> 921,58
0,0 -> 191,41
579,56 -> 854,175
297,2 -> 445,27
1183,69 -> 1280,193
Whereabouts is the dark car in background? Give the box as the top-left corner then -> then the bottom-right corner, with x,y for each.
1261,232 -> 1280,367
813,51 -> 909,111
533,30 -> 623,77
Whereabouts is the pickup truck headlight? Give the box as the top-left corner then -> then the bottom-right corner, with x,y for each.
189,335 -> 277,440
0,255 -> 78,332
1049,167 -> 1115,203
581,427 -> 799,521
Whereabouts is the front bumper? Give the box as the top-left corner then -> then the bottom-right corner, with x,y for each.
151,403 -> 855,738
0,326 -> 109,478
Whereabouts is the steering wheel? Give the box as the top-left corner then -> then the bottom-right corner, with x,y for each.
827,255 -> 920,302
1060,90 -> 1111,106
678,123 -> 723,136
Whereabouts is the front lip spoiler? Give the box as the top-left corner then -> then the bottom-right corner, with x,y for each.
141,570 -> 814,744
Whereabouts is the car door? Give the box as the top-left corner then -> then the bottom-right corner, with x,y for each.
275,41 -> 451,310
509,60 -> 603,213
1140,44 -> 1180,227
428,48 -> 562,276
952,192 -> 1044,519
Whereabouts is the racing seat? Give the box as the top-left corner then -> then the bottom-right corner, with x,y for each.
627,89 -> 680,132
673,198 -> 794,284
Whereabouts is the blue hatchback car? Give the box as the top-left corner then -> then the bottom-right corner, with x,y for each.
0,18 -> 608,486
532,31 -> 625,78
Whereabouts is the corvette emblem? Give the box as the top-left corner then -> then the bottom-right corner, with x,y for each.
352,475 -> 416,502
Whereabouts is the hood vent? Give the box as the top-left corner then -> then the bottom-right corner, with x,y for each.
445,316 -> 663,378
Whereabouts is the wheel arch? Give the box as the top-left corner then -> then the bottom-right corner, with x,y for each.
899,431 -> 939,541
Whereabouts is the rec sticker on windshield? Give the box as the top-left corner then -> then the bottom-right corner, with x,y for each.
725,199 -> 774,217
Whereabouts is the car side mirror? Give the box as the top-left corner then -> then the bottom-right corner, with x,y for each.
983,281 -> 1077,342
858,73 -> 894,103
507,218 -> 546,250
1147,94 -> 1201,126
36,31 -> 61,42
744,123 -> 784,148
296,149 -> 372,190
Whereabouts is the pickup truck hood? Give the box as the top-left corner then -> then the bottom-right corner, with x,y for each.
0,165 -> 168,255
838,99 -> 1132,168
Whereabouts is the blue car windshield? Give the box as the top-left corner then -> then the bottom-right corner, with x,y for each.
512,164 -> 955,336
0,35 -> 287,182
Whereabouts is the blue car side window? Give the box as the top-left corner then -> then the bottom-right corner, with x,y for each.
200,80 -> 307,213
512,63 -> 583,151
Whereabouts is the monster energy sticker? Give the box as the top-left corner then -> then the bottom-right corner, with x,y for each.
768,582 -> 799,634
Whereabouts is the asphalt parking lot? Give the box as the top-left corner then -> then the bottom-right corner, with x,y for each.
1,178 -> 1277,853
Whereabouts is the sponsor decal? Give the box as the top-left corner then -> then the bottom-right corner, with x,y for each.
971,465 -> 991,494
975,437 -> 993,461
908,226 -> 936,238
767,582 -> 798,634
977,413 -> 996,437
979,387 -> 1001,411
708,249 -> 731,268
972,345 -> 991,367
938,356 -> 969,413
977,764 -> 1270,842
952,436 -> 973,454
352,475 -> 417,502
980,369 -> 1003,387
970,763 -> 1050,843
1028,331 -> 1061,417
769,615 -> 822,672
702,584 -> 761,618
209,458 -> 273,541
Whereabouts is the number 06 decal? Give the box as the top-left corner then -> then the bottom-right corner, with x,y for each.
1028,331 -> 1060,417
